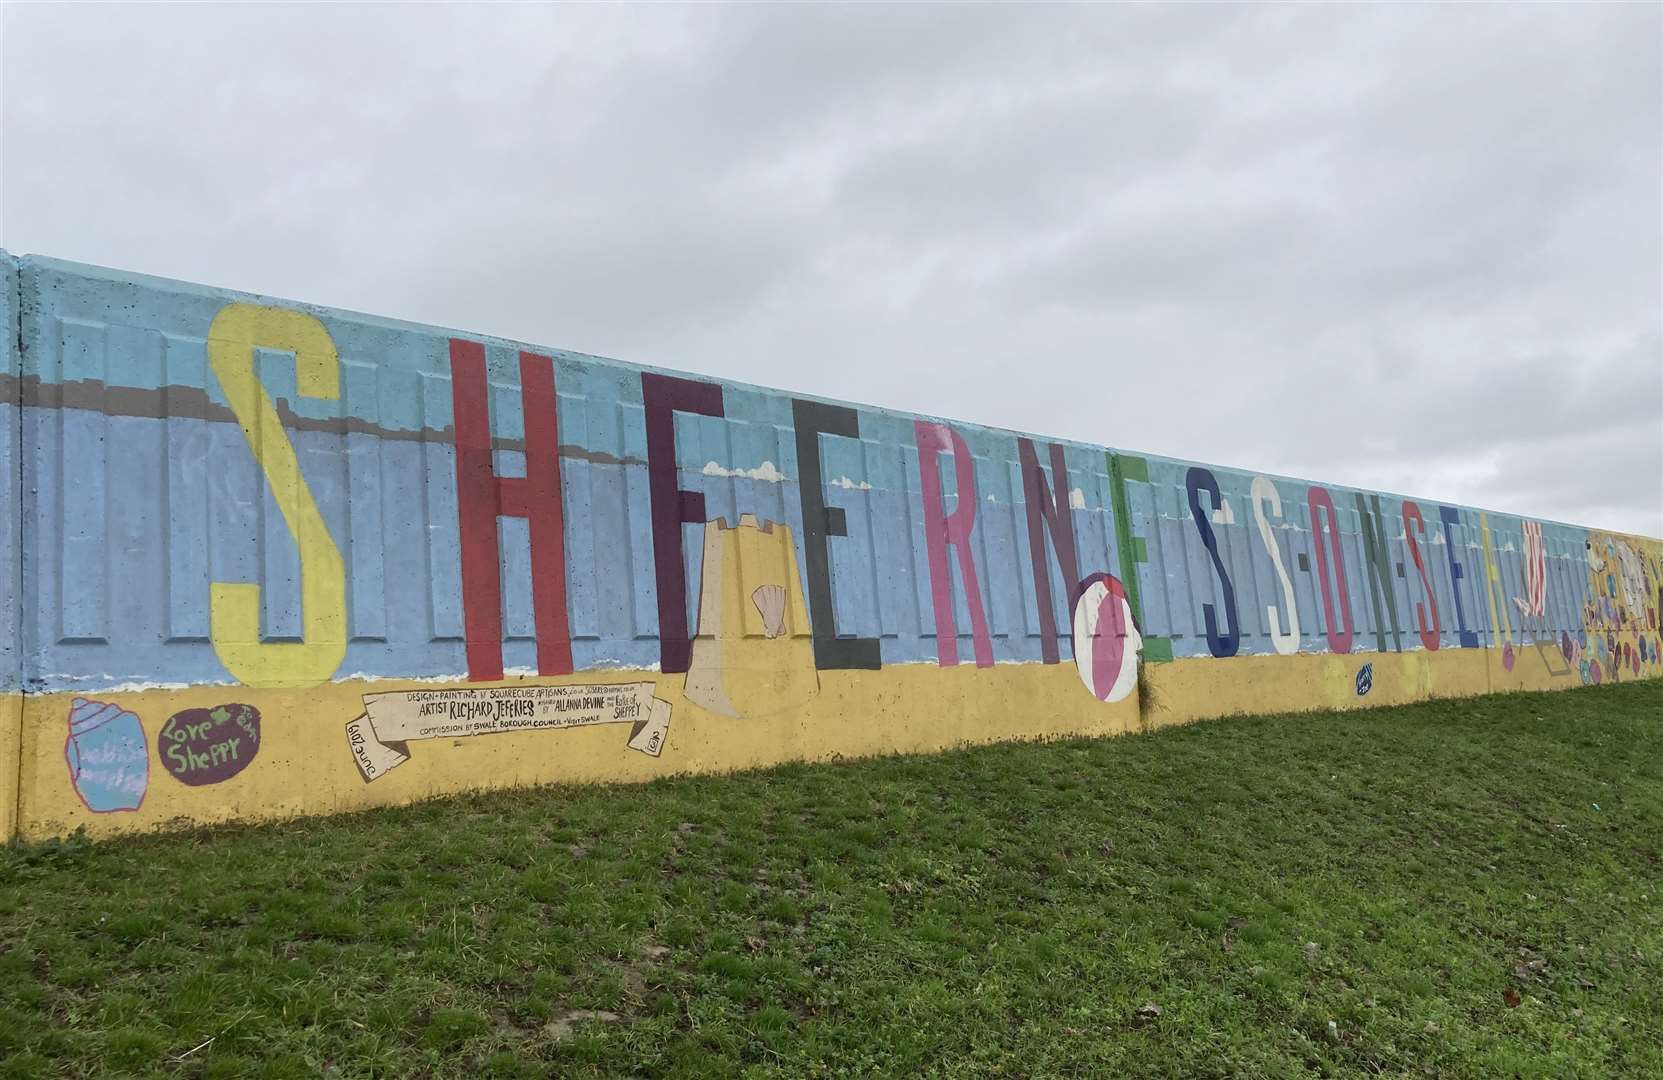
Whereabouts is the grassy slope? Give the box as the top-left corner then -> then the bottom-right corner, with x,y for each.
1,681 -> 1659,1079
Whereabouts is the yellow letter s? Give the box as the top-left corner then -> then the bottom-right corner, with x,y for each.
207,303 -> 347,688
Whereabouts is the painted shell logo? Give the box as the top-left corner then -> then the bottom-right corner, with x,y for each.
64,698 -> 148,813
1072,573 -> 1141,703
1355,663 -> 1374,697
751,584 -> 788,639
159,704 -> 261,786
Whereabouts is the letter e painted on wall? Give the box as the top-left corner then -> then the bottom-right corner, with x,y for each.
792,399 -> 881,670
1108,452 -> 1173,662
207,304 -> 347,688
1437,506 -> 1480,648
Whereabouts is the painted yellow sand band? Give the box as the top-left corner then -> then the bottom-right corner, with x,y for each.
15,641 -> 1596,842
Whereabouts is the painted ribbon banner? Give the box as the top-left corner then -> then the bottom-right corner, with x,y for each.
346,684 -> 673,782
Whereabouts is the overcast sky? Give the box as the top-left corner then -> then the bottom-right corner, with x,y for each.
3,3 -> 1659,535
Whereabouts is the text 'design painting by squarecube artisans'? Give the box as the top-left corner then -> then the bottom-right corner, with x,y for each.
0,251 -> 1657,839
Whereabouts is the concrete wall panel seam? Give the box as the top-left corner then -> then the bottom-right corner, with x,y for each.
3,250 -> 23,841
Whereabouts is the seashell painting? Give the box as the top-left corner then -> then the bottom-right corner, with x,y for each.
64,698 -> 149,813
752,584 -> 787,639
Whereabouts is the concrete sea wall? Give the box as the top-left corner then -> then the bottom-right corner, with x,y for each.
3,253 -> 1658,840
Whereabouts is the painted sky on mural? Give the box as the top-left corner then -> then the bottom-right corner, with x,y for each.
3,4 -> 1659,536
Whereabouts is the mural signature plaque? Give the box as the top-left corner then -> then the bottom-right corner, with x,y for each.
345,683 -> 673,783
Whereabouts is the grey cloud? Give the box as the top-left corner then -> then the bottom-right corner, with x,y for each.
3,2 -> 1658,535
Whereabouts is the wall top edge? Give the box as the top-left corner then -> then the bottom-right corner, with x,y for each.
14,252 -> 1661,544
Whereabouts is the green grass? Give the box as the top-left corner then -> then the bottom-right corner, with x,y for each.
2,681 -> 1660,1079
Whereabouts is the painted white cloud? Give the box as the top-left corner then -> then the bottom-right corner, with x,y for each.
830,475 -> 873,490
1068,487 -> 1087,509
701,460 -> 789,483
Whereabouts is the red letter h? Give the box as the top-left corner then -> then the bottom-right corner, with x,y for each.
449,338 -> 573,681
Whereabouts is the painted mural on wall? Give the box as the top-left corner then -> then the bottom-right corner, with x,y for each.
1581,532 -> 1663,684
158,704 -> 260,786
345,683 -> 672,782
3,252 -> 1658,839
64,698 -> 147,813
683,514 -> 819,719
